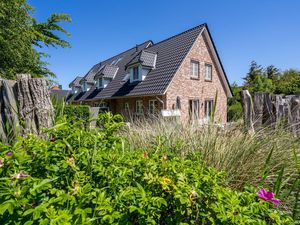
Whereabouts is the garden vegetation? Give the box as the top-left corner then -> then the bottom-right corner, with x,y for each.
0,112 -> 297,224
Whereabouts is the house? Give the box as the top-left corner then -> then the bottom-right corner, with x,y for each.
68,23 -> 232,124
50,85 -> 71,100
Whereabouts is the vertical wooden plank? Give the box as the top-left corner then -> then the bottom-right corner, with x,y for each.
16,74 -> 37,134
253,93 -> 264,130
289,96 -> 300,134
0,80 -> 7,142
240,90 -> 255,134
1,79 -> 19,140
263,93 -> 275,126
28,78 -> 53,134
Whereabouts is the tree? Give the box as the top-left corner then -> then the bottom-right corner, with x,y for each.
243,61 -> 275,94
265,65 -> 280,82
243,61 -> 264,90
276,69 -> 300,95
0,0 -> 70,80
228,82 -> 243,121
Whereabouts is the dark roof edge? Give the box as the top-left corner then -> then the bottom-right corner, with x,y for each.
162,24 -> 205,95
204,24 -> 233,97
99,40 -> 153,65
149,23 -> 206,48
69,76 -> 83,87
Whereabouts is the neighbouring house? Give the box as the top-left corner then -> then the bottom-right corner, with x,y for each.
50,85 -> 70,100
68,23 -> 232,124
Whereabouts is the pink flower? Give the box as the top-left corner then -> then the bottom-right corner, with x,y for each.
6,152 -> 13,157
257,188 -> 281,206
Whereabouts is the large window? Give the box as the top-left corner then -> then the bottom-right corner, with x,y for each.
136,100 -> 143,115
133,66 -> 139,81
205,64 -> 212,81
149,100 -> 158,115
205,100 -> 214,120
189,99 -> 199,120
190,60 -> 199,79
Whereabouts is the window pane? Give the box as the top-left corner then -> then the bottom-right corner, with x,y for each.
133,67 -> 139,80
205,64 -> 212,80
190,61 -> 199,78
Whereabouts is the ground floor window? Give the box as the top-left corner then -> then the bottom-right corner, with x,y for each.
149,100 -> 158,115
189,99 -> 199,120
205,100 -> 214,120
136,100 -> 143,115
124,102 -> 129,112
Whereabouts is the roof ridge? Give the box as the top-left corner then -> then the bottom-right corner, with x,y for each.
98,40 -> 153,64
147,23 -> 206,48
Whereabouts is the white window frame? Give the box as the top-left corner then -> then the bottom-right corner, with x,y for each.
149,100 -> 157,115
205,100 -> 214,119
205,64 -> 212,81
189,99 -> 200,120
132,66 -> 139,81
97,77 -> 103,88
190,60 -> 199,79
135,100 -> 143,115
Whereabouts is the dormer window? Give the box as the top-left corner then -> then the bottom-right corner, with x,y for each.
133,66 -> 139,81
97,78 -> 103,88
83,82 -> 91,91
97,77 -> 111,89
127,50 -> 157,83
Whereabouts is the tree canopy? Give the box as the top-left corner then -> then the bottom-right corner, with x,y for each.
0,0 -> 70,80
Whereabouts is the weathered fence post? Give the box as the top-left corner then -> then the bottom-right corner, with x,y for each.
241,90 -> 300,135
29,78 -> 53,133
0,74 -> 54,142
17,74 -> 38,134
240,90 -> 255,134
289,96 -> 300,134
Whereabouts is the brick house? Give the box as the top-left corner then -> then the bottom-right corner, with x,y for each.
67,23 -> 232,124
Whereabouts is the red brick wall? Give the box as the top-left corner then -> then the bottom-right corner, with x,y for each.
86,96 -> 165,121
166,32 -> 228,124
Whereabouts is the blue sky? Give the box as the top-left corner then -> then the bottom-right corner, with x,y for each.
29,0 -> 300,89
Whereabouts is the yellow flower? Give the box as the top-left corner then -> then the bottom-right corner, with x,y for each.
162,177 -> 172,186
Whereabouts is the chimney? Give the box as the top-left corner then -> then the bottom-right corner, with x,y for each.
59,85 -> 62,90
135,44 -> 138,52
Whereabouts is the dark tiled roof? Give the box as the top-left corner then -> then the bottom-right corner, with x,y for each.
95,65 -> 119,79
69,76 -> 83,88
51,90 -> 71,100
78,41 -> 152,86
95,24 -> 205,99
127,50 -> 157,68
74,40 -> 152,102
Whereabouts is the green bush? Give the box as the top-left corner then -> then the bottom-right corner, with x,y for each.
0,113 -> 294,224
63,105 -> 90,124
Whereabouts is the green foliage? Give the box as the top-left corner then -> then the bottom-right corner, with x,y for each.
0,114 -> 294,224
0,0 -> 70,79
243,61 -> 275,94
228,83 -> 243,121
63,105 -> 90,125
275,69 -> 300,95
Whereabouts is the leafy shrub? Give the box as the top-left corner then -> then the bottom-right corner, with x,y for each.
0,113 -> 294,224
63,105 -> 90,124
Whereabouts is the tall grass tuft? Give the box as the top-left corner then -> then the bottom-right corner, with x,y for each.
122,117 -> 300,220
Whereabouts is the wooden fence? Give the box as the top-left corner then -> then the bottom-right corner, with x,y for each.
241,90 -> 300,134
0,74 -> 53,142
